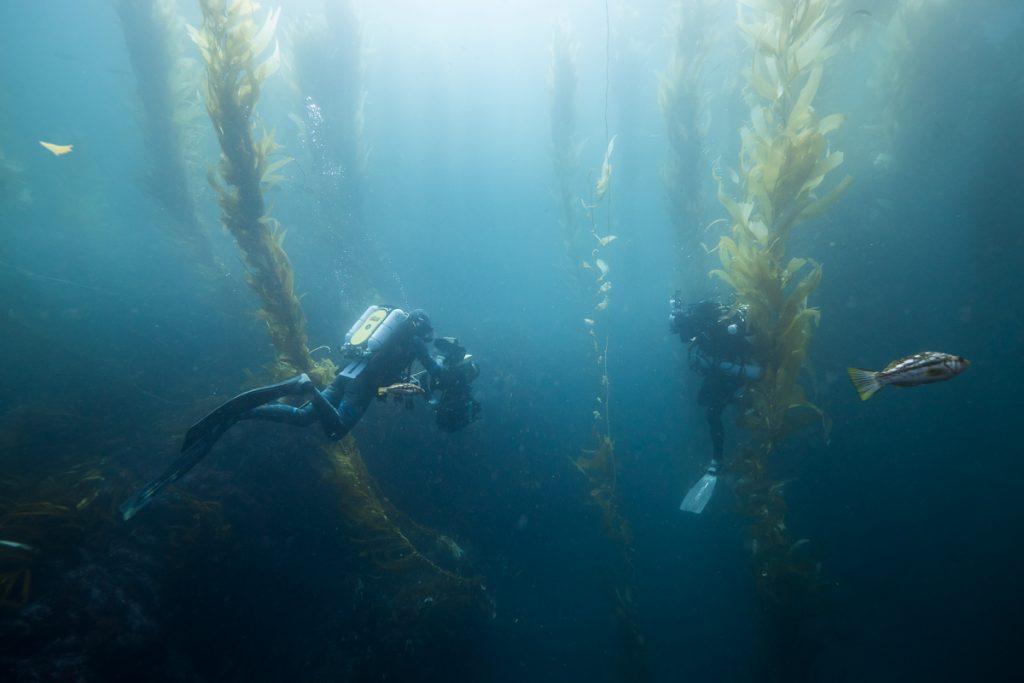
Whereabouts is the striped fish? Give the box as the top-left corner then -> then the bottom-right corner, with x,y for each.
847,351 -> 969,401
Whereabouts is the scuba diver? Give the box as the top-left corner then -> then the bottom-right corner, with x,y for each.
121,306 -> 480,520
670,294 -> 762,514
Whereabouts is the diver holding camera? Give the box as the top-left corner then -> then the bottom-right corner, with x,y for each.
121,305 -> 481,520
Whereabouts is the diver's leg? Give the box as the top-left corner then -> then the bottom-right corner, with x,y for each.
296,372 -> 354,440
181,374 -> 314,451
125,374 -> 318,521
242,402 -> 318,426
314,400 -> 364,441
306,389 -> 347,439
699,373 -> 733,462
240,372 -> 354,435
313,377 -> 373,441
706,404 -> 725,462
246,374 -> 360,440
222,372 -> 367,441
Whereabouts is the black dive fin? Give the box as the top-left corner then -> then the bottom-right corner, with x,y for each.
122,375 -> 311,521
180,375 -> 309,452
120,429 -> 222,521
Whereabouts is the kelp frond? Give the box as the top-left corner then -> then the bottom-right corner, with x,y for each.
573,436 -> 631,547
711,0 -> 848,621
715,0 -> 848,446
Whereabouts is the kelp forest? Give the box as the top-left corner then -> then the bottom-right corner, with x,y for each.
1,1 -> 1021,681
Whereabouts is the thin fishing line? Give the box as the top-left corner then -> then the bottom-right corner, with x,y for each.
0,256 -> 128,300
602,0 -> 613,443
604,0 -> 610,142
0,256 -> 186,329
603,0 -> 612,235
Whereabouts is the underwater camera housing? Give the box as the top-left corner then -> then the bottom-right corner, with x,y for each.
431,337 -> 481,432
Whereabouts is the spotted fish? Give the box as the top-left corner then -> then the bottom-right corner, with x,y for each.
847,351 -> 969,401
377,382 -> 425,398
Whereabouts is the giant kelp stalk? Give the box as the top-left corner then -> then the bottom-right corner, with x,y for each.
549,21 -> 643,678
711,0 -> 850,676
116,0 -> 221,277
658,0 -> 716,278
188,0 -> 483,615
326,437 -> 490,619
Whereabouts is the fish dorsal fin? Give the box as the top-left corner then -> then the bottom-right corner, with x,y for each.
882,359 -> 901,372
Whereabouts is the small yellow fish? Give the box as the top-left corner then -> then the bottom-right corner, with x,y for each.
847,351 -> 969,401
40,141 -> 73,156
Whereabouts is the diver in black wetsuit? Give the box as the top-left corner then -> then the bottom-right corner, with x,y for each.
121,307 -> 480,520
239,309 -> 442,441
670,295 -> 762,514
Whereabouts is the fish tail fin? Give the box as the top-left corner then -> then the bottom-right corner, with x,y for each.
847,367 -> 882,401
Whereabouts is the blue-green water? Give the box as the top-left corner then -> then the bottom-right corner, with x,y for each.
1,1 -> 1021,681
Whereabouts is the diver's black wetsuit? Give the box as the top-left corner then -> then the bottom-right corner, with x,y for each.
118,312 -> 445,521
672,301 -> 756,461
696,365 -> 745,461
242,334 -> 441,441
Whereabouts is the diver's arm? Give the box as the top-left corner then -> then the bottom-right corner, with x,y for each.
413,337 -> 443,376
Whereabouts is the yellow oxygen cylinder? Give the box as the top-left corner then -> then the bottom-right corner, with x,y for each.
350,308 -> 389,346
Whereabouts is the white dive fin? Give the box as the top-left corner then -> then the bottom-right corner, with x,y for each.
680,463 -> 718,514
847,367 -> 882,401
